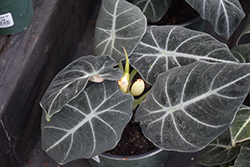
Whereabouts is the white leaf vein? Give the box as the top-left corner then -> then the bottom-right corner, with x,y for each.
171,113 -> 198,148
115,17 -> 145,32
61,134 -> 73,164
96,115 -> 118,140
174,34 -> 207,52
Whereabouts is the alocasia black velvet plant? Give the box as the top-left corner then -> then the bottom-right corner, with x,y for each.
39,0 -> 250,166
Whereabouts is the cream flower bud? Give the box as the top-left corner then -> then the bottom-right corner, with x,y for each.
118,46 -> 130,93
131,79 -> 145,96
118,74 -> 129,93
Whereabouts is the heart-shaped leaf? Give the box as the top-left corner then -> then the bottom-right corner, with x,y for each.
131,0 -> 173,22
230,105 -> 250,147
130,26 -> 238,85
40,55 -> 122,121
234,141 -> 250,167
135,61 -> 250,152
41,80 -> 134,165
94,0 -> 146,63
197,130 -> 241,166
185,0 -> 245,39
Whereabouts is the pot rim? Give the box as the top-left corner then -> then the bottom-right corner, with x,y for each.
99,148 -> 164,161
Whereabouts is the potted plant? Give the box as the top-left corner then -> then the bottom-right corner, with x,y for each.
0,0 -> 33,35
39,0 -> 249,166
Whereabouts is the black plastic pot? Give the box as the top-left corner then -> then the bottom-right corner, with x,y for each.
0,0 -> 33,35
88,148 -> 169,167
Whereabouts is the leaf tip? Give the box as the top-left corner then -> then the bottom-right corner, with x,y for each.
122,46 -> 130,74
46,114 -> 51,122
89,75 -> 105,83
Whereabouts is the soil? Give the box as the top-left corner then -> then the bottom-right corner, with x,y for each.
106,117 -> 157,156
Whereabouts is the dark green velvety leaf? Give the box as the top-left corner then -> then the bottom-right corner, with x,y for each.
40,55 -> 122,121
130,26 -> 238,85
231,43 -> 250,63
94,0 -> 146,63
230,105 -> 250,146
135,61 -> 250,152
185,0 -> 245,39
41,80 -> 134,165
132,0 -> 173,22
197,130 -> 241,166
234,141 -> 250,167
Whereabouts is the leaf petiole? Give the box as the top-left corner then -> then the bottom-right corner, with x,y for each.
132,90 -> 150,110
130,69 -> 138,82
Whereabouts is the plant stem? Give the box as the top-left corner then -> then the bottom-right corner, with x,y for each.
130,69 -> 138,82
132,90 -> 150,110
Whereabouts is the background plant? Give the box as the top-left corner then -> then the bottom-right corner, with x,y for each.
131,0 -> 245,39
197,14 -> 250,167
